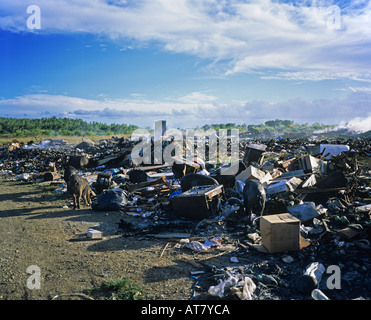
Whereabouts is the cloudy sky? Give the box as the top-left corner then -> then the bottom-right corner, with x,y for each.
0,0 -> 370,129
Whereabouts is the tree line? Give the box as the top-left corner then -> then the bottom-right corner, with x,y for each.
0,117 -> 334,138
0,116 -> 139,137
200,119 -> 333,135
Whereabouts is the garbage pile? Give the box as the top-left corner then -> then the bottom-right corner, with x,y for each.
0,137 -> 136,180
1,134 -> 370,300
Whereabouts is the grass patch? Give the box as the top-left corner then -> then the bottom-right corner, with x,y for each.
35,183 -> 59,193
0,134 -> 131,146
34,182 -> 69,203
85,277 -> 147,300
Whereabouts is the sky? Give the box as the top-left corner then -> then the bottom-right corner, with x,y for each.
0,0 -> 371,129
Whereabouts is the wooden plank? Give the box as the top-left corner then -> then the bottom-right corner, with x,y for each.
134,164 -> 172,171
295,187 -> 347,194
127,176 -> 168,192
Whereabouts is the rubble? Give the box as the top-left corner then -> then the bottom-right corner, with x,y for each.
1,132 -> 370,300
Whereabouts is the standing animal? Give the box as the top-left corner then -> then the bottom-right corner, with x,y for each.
67,174 -> 93,210
180,173 -> 219,193
243,179 -> 266,221
63,165 -> 77,183
82,182 -> 94,206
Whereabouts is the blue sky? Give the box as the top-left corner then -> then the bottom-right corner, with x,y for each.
0,0 -> 371,129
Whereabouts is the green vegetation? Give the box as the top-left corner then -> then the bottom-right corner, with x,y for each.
0,116 -> 335,140
85,276 -> 147,300
0,116 -> 138,138
200,119 -> 334,136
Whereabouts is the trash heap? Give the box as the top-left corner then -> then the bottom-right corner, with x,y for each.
1,134 -> 370,300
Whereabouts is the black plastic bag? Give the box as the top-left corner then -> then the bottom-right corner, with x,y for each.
92,188 -> 128,211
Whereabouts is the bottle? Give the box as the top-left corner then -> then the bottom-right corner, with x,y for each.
295,262 -> 326,294
257,274 -> 278,286
304,262 -> 326,285
311,289 -> 330,300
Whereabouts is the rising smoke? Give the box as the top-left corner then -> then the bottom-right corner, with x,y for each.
335,115 -> 371,133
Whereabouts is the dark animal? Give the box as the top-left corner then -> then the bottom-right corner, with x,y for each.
64,155 -> 89,169
243,179 -> 266,221
68,174 -> 93,210
180,173 -> 219,193
63,165 -> 77,183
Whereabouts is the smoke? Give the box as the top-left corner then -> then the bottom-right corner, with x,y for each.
335,115 -> 371,133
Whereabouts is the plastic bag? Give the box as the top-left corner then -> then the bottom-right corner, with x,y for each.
92,188 -> 128,211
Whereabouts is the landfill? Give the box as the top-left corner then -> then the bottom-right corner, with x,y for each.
0,131 -> 370,301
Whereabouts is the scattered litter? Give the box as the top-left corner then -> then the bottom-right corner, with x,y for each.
87,229 -> 103,239
185,237 -> 222,252
230,256 -> 239,263
1,127 -> 371,301
208,274 -> 239,299
281,254 -> 295,263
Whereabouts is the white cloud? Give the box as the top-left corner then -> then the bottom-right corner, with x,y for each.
1,91 -> 370,128
349,86 -> 371,92
261,71 -> 371,82
0,94 -> 205,127
176,92 -> 219,103
1,0 -> 370,80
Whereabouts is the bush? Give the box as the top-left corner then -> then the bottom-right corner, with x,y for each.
0,116 -> 138,137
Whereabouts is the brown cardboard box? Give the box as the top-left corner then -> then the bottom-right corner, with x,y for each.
260,213 -> 301,253
235,165 -> 272,188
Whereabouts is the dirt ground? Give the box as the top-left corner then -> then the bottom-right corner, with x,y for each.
1,173 -> 370,302
0,176 -> 206,300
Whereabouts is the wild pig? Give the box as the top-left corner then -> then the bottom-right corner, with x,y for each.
243,179 -> 266,221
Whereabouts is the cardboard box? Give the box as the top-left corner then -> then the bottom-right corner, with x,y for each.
299,155 -> 327,174
260,213 -> 301,253
266,180 -> 289,195
236,165 -> 272,187
87,229 -> 103,239
266,177 -> 303,195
